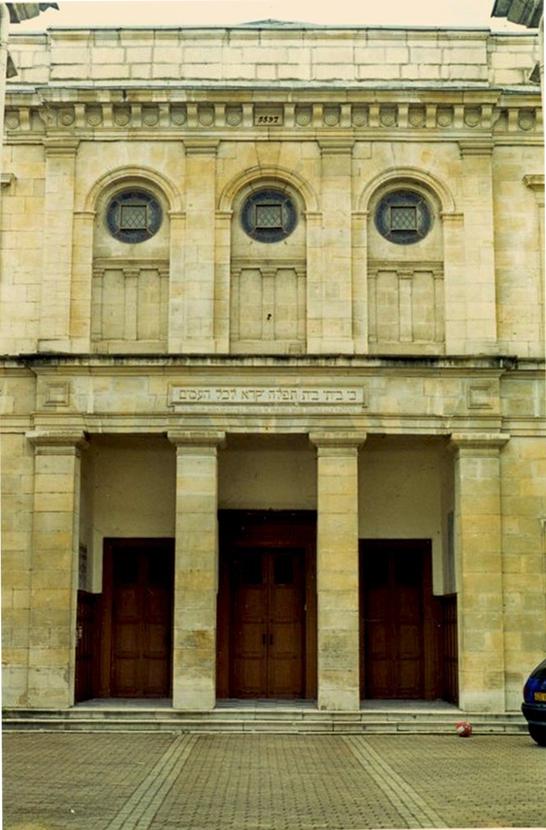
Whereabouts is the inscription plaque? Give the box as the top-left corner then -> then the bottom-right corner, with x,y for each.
171,385 -> 365,413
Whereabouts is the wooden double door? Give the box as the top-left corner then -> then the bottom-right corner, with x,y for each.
361,540 -> 443,700
217,511 -> 317,700
229,549 -> 304,698
99,539 -> 174,698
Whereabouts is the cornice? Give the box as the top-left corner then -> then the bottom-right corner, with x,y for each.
5,354 -> 530,374
3,96 -> 542,141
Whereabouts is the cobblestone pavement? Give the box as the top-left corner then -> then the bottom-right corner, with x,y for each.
3,732 -> 545,830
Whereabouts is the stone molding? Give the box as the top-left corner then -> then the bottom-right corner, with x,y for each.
167,431 -> 226,448
449,432 -> 510,453
4,97 -> 542,140
183,139 -> 220,156
459,139 -> 495,156
1,172 -> 16,189
309,431 -> 368,450
26,430 -> 89,452
523,173 -> 545,191
42,137 -> 80,156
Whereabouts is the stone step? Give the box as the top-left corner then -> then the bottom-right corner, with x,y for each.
2,707 -> 527,734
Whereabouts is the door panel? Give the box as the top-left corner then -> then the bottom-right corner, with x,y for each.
232,555 -> 268,697
268,553 -> 303,697
106,540 -> 173,698
362,542 -> 428,700
230,549 -> 304,698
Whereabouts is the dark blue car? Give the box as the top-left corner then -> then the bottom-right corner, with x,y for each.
522,658 -> 546,746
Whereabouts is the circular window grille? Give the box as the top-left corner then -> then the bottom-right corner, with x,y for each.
241,189 -> 297,243
106,190 -> 162,243
374,190 -> 432,245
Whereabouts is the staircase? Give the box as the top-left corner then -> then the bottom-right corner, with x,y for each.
2,701 -> 527,734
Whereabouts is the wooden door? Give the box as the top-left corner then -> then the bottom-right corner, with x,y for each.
361,541 -> 440,700
102,540 -> 174,698
75,591 -> 100,703
230,549 -> 304,698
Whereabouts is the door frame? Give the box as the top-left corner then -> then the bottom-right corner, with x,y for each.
217,510 -> 317,699
98,538 -> 175,698
359,539 -> 444,700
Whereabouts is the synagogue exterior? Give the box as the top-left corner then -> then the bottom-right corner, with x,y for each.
1,19 -> 544,716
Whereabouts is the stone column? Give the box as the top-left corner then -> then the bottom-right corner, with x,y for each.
310,432 -> 366,710
178,140 -> 219,353
27,431 -> 87,708
39,139 -> 80,352
168,431 -> 225,710
450,433 -> 509,712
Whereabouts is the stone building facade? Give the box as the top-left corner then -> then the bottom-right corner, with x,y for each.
1,21 -> 544,714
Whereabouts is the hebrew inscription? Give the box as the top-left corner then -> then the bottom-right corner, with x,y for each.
171,385 -> 365,413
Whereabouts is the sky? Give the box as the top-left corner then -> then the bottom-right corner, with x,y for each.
12,0 -> 522,31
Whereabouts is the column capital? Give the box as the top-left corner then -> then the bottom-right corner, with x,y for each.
183,139 -> 220,156
168,430 -> 226,449
449,432 -> 510,453
458,139 -> 494,158
43,138 -> 80,157
318,137 -> 355,156
309,431 -> 367,451
27,430 -> 89,452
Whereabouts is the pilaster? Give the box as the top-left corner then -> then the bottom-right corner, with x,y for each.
449,432 -> 510,712
167,209 -> 187,352
310,431 -> 366,710
351,210 -> 369,352
310,140 -> 355,354
523,174 -> 545,323
176,140 -> 220,353
38,139 -> 80,352
168,431 -> 225,709
457,140 -> 498,354
26,431 -> 88,708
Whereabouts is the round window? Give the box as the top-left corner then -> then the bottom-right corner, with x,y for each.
106,190 -> 162,243
374,190 -> 432,245
241,189 -> 297,243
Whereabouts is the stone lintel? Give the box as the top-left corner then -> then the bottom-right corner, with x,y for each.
168,430 -> 226,449
449,432 -> 510,453
309,431 -> 367,451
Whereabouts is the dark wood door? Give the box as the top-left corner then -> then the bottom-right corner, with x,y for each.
362,541 -> 438,699
75,591 -> 100,703
104,540 -> 174,698
230,549 -> 304,698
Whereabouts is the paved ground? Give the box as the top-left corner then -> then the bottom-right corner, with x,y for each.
3,732 -> 545,830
